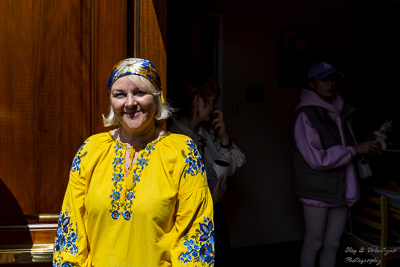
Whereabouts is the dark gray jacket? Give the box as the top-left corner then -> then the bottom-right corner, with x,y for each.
291,105 -> 357,204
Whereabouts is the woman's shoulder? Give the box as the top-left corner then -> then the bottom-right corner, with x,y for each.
156,132 -> 201,161
75,132 -> 115,154
82,132 -> 113,144
161,132 -> 206,180
163,132 -> 196,149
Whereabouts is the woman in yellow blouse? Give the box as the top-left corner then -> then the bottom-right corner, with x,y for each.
52,58 -> 215,267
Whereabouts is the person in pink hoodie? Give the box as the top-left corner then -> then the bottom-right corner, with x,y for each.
291,62 -> 381,267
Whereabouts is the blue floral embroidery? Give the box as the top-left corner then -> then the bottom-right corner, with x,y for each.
108,133 -> 168,220
53,262 -> 73,267
179,217 -> 215,266
111,191 -> 121,200
53,211 -> 78,267
71,157 -> 81,172
54,211 -> 78,254
113,173 -> 123,182
132,174 -> 140,182
123,211 -> 131,220
181,140 -> 205,178
127,191 -> 135,200
111,210 -> 119,220
109,143 -> 128,220
138,157 -> 148,167
113,157 -> 123,165
146,144 -> 155,151
71,140 -> 89,174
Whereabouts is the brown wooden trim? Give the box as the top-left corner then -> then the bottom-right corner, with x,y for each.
0,214 -> 58,225
0,243 -> 53,263
0,215 -> 57,263
135,0 -> 140,57
130,0 -> 140,57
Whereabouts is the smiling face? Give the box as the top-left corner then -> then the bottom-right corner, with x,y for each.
110,75 -> 157,134
309,74 -> 338,102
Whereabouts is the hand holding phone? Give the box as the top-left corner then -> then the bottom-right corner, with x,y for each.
209,109 -> 230,145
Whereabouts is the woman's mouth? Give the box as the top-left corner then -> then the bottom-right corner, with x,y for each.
124,111 -> 141,117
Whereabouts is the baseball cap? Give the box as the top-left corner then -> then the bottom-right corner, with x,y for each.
307,61 -> 344,80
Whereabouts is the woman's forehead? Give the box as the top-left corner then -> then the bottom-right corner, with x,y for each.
111,76 -> 139,90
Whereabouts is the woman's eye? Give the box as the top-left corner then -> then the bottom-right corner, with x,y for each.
134,91 -> 147,96
113,93 -> 125,98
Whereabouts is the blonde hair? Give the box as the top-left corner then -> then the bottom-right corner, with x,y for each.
102,75 -> 173,127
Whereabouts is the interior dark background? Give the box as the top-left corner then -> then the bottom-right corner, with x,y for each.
166,0 -> 400,265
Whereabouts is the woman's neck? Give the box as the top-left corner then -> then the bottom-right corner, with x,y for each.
116,124 -> 164,148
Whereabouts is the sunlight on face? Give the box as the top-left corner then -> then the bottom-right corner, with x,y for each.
111,76 -> 157,133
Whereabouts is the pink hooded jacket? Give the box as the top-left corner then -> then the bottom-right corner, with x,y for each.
294,88 -> 358,207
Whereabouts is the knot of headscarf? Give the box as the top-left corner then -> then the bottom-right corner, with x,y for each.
107,58 -> 163,101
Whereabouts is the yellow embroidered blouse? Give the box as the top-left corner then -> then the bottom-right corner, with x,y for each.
52,132 -> 214,267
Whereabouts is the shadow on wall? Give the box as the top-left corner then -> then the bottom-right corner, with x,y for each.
0,178 -> 33,264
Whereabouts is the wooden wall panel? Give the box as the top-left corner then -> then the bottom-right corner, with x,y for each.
140,0 -> 168,100
0,0 -> 89,217
0,0 -> 130,218
0,0 -> 127,263
91,0 -> 128,135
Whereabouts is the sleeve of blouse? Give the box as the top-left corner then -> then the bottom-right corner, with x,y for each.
294,112 -> 356,171
52,140 -> 92,267
218,141 -> 246,176
170,139 -> 215,267
204,127 -> 246,177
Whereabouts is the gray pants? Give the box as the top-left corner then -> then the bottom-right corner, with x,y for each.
300,204 -> 348,267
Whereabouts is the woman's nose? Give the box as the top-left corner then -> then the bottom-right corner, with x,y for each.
126,94 -> 137,107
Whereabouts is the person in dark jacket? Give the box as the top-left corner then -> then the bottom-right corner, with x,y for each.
291,61 -> 381,267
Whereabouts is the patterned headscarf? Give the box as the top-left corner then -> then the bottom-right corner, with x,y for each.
107,58 -> 163,101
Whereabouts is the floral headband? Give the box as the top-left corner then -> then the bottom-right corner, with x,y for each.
107,58 -> 163,101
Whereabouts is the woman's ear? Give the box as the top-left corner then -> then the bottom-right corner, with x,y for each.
308,81 -> 314,89
193,94 -> 201,108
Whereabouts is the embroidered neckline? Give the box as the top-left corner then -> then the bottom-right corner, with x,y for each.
108,131 -> 171,221
108,130 -> 170,151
